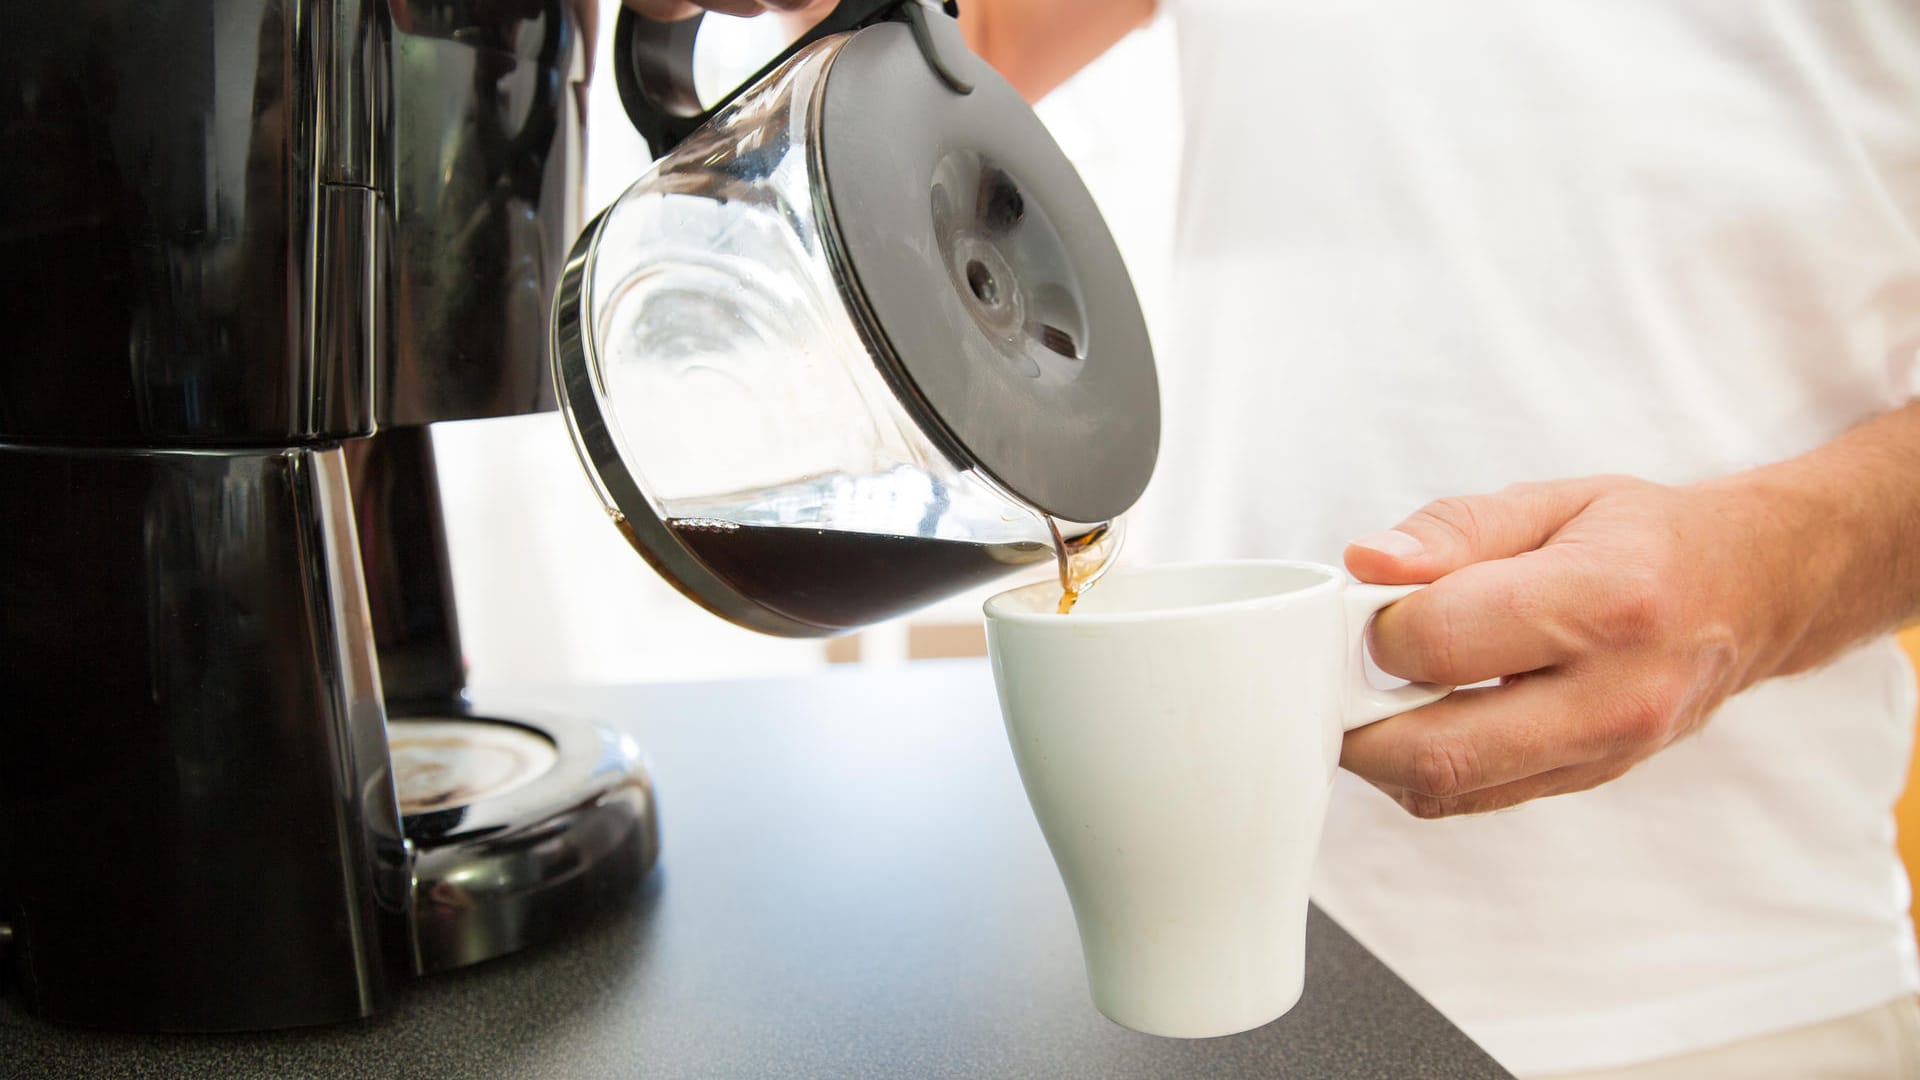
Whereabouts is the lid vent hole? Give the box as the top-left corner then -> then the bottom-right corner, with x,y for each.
966,260 -> 999,305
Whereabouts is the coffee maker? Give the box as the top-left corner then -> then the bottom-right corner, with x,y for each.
0,0 -> 664,1031
0,0 -> 1158,1033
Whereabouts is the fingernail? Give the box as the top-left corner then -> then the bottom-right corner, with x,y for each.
1350,529 -> 1426,560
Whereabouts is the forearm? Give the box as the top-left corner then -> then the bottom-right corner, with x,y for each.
957,0 -> 1155,101
1706,399 -> 1920,682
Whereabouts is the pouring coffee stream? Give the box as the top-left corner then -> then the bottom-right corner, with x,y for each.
1048,515 -> 1123,615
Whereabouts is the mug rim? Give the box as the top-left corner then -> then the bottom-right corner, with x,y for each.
982,559 -> 1346,626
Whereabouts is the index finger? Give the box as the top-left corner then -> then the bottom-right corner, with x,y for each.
1368,547 -> 1593,686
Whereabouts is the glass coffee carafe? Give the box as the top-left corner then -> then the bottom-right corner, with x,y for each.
554,1 -> 1160,636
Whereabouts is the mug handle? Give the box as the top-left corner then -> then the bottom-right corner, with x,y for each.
1340,584 -> 1454,731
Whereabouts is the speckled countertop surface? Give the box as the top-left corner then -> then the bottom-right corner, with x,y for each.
0,660 -> 1510,1079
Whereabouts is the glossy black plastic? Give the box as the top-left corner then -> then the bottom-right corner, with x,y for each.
0,445 -> 412,1031
399,708 -> 659,974
0,0 -> 585,444
0,0 -> 612,1033
817,18 -> 1159,524
344,428 -> 468,707
0,0 -> 386,444
383,0 -> 586,425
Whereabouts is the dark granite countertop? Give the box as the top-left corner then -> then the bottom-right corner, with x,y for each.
1,660 -> 1510,1079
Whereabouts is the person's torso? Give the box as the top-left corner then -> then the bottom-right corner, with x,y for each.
1148,1 -> 1920,1073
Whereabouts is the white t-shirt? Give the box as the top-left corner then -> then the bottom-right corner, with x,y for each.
1143,1 -> 1920,1074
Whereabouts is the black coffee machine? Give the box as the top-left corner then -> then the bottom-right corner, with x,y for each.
0,0 -> 663,1031
0,0 -> 1159,1033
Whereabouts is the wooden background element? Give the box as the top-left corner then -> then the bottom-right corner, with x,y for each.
1897,628 -> 1920,937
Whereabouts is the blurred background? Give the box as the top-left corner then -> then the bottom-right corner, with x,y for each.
431,9 -> 1182,688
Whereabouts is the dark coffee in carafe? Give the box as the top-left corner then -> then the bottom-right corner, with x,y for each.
667,519 -> 1055,633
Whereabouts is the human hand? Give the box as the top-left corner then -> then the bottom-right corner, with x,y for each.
1338,474 -> 1814,818
623,0 -> 836,20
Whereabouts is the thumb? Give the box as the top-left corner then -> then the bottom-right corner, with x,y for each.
1344,480 -> 1606,585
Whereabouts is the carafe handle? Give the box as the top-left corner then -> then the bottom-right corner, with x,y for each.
614,0 -> 966,159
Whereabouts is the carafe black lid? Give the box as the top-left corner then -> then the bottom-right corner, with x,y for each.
816,18 -> 1160,526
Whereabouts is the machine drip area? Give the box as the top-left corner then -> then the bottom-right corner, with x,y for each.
392,719 -> 560,815
390,710 -> 657,977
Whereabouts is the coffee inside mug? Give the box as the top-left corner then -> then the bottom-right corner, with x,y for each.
986,560 -> 1344,620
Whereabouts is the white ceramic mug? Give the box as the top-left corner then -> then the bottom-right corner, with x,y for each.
983,561 -> 1453,1039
